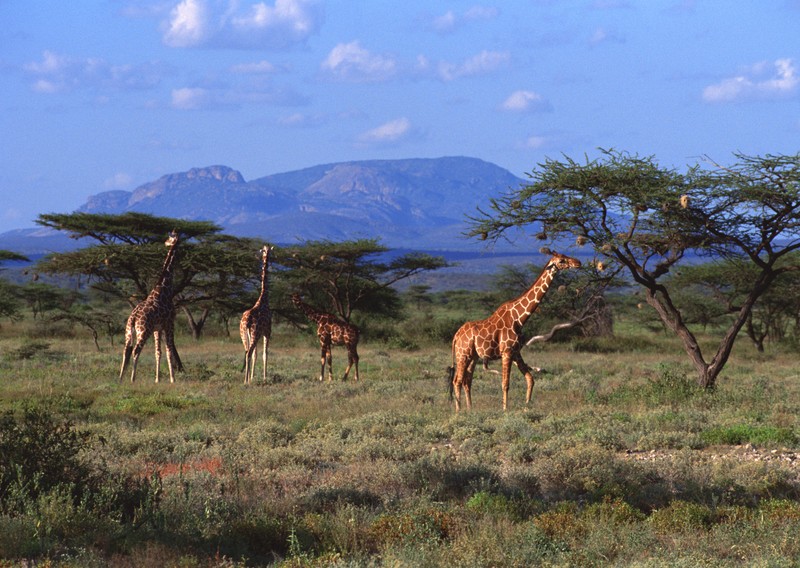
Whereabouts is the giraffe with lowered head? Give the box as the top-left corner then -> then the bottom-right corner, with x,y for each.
119,230 -> 184,383
291,293 -> 360,381
240,244 -> 274,385
448,250 -> 581,411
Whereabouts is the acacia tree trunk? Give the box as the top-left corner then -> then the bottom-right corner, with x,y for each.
645,276 -> 770,389
182,306 -> 210,340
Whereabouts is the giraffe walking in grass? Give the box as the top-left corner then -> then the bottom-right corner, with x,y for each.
240,245 -> 273,385
449,250 -> 581,411
291,293 -> 360,381
119,230 -> 184,383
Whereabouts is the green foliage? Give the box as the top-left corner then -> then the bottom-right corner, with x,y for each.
280,238 -> 447,322
700,424 -> 798,447
4,339 -> 51,360
471,150 -> 800,389
0,323 -> 799,565
0,405 -> 93,513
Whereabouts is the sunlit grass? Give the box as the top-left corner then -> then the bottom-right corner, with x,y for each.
1,316 -> 799,566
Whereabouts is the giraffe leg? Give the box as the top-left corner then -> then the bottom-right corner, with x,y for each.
119,319 -> 135,382
513,353 -> 535,406
164,326 -> 178,384
154,331 -> 162,384
261,334 -> 269,383
318,338 -> 328,381
464,358 -> 476,410
129,328 -> 151,383
244,331 -> 258,385
501,353 -> 513,411
452,359 -> 466,412
325,346 -> 334,381
342,344 -> 359,381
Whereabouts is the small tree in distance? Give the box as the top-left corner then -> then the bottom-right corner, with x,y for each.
470,150 -> 800,389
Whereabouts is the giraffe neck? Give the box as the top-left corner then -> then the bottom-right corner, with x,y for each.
151,241 -> 178,301
507,262 -> 558,327
254,251 -> 270,307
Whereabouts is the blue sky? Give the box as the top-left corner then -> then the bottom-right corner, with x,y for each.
1,0 -> 798,233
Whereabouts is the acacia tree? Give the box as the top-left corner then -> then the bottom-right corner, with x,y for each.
0,250 -> 29,322
470,150 -> 800,389
671,257 -> 800,351
35,213 -> 265,339
279,239 -> 448,322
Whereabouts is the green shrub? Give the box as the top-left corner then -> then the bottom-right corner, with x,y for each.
4,340 -> 52,360
700,424 -> 798,447
649,500 -> 713,533
0,405 -> 93,513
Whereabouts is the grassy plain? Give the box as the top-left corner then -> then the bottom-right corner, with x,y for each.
1,318 -> 799,567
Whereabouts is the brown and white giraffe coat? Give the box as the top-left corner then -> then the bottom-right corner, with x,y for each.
291,293 -> 360,381
240,245 -> 273,385
449,251 -> 581,411
119,230 -> 183,383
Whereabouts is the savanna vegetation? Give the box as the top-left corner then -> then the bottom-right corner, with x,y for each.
0,301 -> 799,567
1,151 -> 799,566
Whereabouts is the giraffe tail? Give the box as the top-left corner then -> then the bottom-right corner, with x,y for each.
447,365 -> 455,401
119,344 -> 133,381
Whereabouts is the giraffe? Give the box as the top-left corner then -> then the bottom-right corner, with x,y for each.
239,245 -> 274,385
119,230 -> 184,383
448,251 -> 581,411
291,293 -> 360,381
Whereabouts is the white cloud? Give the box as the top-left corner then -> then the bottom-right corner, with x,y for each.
321,41 -> 397,82
162,0 -> 322,49
163,0 -> 209,47
358,117 -> 412,144
429,5 -> 499,34
437,50 -> 509,81
278,112 -> 326,127
23,50 -> 165,93
525,136 -> 547,149
230,60 -> 280,74
703,58 -> 799,103
171,87 -> 210,109
501,90 -> 552,112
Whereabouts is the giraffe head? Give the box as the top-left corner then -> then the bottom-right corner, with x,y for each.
261,244 -> 274,261
291,293 -> 302,307
165,230 -> 179,248
547,251 -> 582,272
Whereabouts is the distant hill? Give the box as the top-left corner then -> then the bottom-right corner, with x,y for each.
71,157 -> 525,249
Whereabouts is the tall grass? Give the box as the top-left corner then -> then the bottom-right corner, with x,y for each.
0,319 -> 799,566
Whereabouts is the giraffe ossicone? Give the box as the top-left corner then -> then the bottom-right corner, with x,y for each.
448,251 -> 581,411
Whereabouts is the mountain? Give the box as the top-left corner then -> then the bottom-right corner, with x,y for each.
0,157 -> 532,260
74,157 -> 524,249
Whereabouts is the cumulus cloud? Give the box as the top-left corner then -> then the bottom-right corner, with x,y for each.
703,58 -> 799,103
171,87 -> 210,109
501,90 -> 552,112
429,5 -> 499,34
358,117 -> 414,145
230,60 -> 280,74
170,80 -> 308,110
23,50 -> 165,93
162,0 -> 323,49
278,112 -> 326,127
435,50 -> 510,81
320,41 -> 398,82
